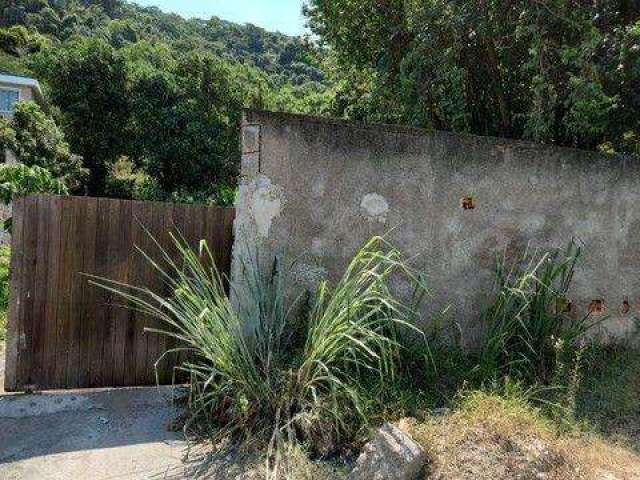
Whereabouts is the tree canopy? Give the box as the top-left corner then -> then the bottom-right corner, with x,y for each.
0,101 -> 84,227
306,0 -> 640,156
0,0 -> 331,198
0,100 -> 86,189
1,0 -> 639,203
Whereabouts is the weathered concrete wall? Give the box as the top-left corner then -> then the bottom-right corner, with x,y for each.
232,110 -> 640,344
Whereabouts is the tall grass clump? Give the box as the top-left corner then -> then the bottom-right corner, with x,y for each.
478,240 -> 600,384
91,234 -> 427,456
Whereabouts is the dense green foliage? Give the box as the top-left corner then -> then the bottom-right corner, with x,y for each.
30,38 -> 251,195
0,0 -> 331,198
92,235 -> 427,457
0,101 -> 86,186
0,101 -> 84,221
307,0 -> 640,157
478,241 -> 597,384
0,162 -> 69,204
1,0 -> 326,85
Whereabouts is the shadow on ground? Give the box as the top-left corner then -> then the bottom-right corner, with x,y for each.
0,341 -> 269,480
0,385 -> 192,479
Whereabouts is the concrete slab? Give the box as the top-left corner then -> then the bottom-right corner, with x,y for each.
0,347 -> 191,479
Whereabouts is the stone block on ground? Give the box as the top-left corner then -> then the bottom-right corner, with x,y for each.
348,422 -> 426,480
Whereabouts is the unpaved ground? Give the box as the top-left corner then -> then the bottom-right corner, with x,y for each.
0,342 -> 194,480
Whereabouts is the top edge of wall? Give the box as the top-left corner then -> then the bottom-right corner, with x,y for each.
242,109 -> 633,163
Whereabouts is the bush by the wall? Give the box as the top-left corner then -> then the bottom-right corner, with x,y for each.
91,235 -> 428,458
477,241 -> 600,385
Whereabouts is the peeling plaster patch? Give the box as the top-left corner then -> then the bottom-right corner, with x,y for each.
251,175 -> 283,238
361,193 -> 389,223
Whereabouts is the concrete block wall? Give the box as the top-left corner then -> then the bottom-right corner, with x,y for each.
232,110 -> 640,344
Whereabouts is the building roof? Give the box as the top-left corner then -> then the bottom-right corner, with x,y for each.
0,73 -> 43,100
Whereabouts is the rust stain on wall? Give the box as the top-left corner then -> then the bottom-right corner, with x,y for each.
589,299 -> 605,315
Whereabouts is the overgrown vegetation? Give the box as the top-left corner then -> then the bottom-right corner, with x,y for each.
0,101 -> 82,229
88,231 -> 640,477
477,241 -> 598,384
92,235 -> 428,460
307,0 -> 640,158
0,0 -> 332,200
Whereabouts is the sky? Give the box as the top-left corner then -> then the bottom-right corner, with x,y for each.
134,0 -> 308,36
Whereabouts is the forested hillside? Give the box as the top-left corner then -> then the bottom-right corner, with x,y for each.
0,0 -> 332,199
0,0 -> 325,85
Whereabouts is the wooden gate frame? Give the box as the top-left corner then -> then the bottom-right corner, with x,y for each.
4,195 -> 235,392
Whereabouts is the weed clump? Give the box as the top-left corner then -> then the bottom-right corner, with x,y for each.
477,241 -> 599,384
92,235 -> 428,457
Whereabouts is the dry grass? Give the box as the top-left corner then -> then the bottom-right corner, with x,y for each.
407,390 -> 640,480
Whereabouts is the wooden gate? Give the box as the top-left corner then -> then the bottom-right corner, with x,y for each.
4,195 -> 235,392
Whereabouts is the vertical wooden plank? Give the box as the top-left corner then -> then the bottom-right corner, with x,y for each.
183,203 -> 198,252
42,196 -> 62,387
193,205 -> 208,256
53,198 -> 75,388
170,204 -> 189,384
100,199 -> 121,386
4,197 -> 25,392
155,203 -> 178,385
65,197 -> 86,388
77,197 -> 97,388
201,205 -> 217,272
143,202 -> 165,385
175,203 -> 201,385
112,199 -> 132,386
89,198 -> 111,387
133,201 -> 154,385
18,197 -> 39,388
123,200 -> 141,387
212,206 -> 226,269
30,196 -> 51,388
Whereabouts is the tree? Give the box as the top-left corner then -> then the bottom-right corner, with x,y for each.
0,101 -> 82,230
30,37 -> 129,194
0,100 -> 87,190
306,0 -> 640,157
0,163 -> 68,206
127,48 -> 244,194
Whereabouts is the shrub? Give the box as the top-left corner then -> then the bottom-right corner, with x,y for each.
477,241 -> 600,384
91,235 -> 426,456
104,157 -> 164,201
